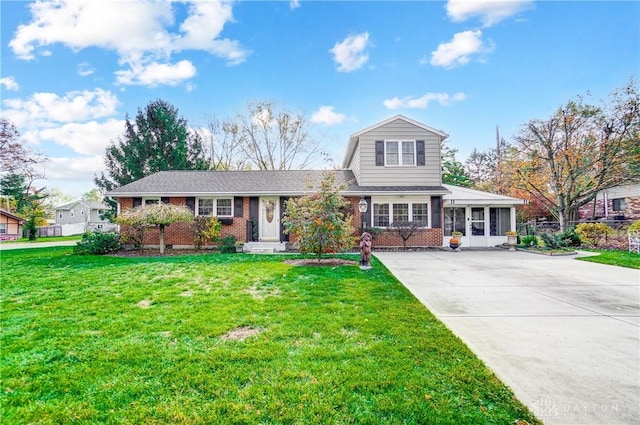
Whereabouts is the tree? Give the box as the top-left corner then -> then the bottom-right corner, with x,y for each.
200,116 -> 249,170
441,141 -> 471,187
115,203 -> 194,254
235,101 -> 321,170
82,188 -> 103,202
0,118 -> 46,175
390,220 -> 422,249
283,172 -> 355,262
512,80 -> 640,229
95,99 -> 210,216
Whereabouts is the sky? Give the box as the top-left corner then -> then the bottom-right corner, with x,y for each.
1,0 -> 638,200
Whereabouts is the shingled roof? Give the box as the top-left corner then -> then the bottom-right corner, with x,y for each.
106,170 -> 449,197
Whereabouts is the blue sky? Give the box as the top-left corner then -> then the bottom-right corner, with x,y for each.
1,0 -> 638,199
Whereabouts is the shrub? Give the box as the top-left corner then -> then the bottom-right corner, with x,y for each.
363,226 -> 384,240
520,234 -> 538,247
74,231 -> 121,255
576,222 -> 613,246
219,235 -> 238,253
191,216 -> 222,250
119,223 -> 145,251
539,232 -> 568,249
629,220 -> 640,232
560,226 -> 581,247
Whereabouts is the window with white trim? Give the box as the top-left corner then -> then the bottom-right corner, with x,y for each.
0,223 -> 6,234
393,204 -> 409,222
373,204 -> 390,227
412,203 -> 429,226
197,198 -> 233,217
143,198 -> 160,206
216,199 -> 232,216
385,141 -> 415,166
373,201 -> 429,227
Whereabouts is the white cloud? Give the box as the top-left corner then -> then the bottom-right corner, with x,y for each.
115,60 -> 197,86
9,0 -> 249,87
290,0 -> 301,10
383,92 -> 466,110
43,155 -> 106,181
0,76 -> 20,91
311,106 -> 346,125
446,0 -> 533,27
330,32 -> 371,72
77,62 -> 94,77
430,30 -> 493,68
3,89 -> 119,129
34,119 -> 124,156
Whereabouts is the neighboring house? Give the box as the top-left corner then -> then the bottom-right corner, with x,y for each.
107,115 -> 525,249
577,183 -> 640,221
0,209 -> 24,241
55,200 -> 113,235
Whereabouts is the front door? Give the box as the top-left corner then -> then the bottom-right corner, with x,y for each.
469,207 -> 487,247
259,197 -> 280,241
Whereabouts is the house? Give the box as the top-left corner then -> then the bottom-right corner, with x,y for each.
0,209 -> 24,241
577,183 -> 640,221
55,200 -> 113,235
107,115 -> 525,249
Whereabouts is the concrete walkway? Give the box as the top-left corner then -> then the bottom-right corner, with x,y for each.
374,249 -> 639,425
0,240 -> 78,251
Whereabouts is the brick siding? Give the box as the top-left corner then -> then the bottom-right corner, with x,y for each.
578,196 -> 640,221
116,195 -> 444,248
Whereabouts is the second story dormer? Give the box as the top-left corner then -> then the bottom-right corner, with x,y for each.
341,115 -> 448,187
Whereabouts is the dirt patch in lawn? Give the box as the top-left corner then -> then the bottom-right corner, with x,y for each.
137,299 -> 153,309
221,326 -> 265,341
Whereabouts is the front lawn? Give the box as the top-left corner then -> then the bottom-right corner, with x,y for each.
1,248 -> 539,424
576,249 -> 640,269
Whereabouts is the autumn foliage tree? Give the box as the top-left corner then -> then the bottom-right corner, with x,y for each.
116,203 -> 194,254
511,80 -> 640,230
283,173 -> 354,262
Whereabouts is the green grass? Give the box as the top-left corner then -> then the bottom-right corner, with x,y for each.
1,248 -> 539,425
577,249 -> 640,269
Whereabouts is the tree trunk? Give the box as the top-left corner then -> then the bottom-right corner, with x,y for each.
159,224 -> 166,254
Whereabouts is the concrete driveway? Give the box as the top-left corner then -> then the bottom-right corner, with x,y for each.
375,249 -> 639,425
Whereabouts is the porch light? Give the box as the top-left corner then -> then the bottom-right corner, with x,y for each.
358,196 -> 368,232
358,196 -> 368,213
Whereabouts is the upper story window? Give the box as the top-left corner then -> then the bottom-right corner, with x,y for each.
376,140 -> 424,166
197,198 -> 233,217
385,141 -> 415,166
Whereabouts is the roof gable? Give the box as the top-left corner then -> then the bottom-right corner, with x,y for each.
0,209 -> 24,222
443,184 -> 526,205
342,115 -> 449,168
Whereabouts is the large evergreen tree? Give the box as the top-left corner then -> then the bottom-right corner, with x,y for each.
95,99 -> 209,191
95,100 -> 210,217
